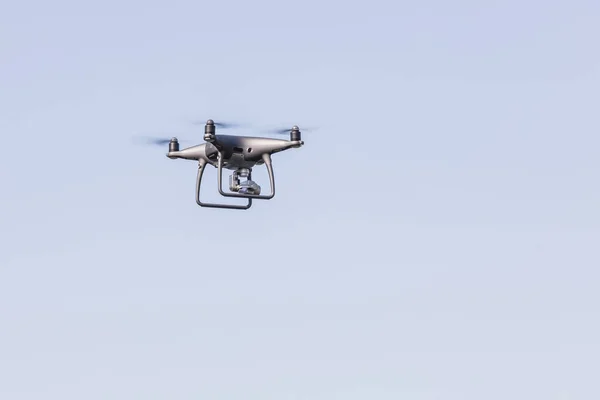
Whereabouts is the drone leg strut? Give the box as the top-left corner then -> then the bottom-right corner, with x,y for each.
217,152 -> 276,200
195,159 -> 252,210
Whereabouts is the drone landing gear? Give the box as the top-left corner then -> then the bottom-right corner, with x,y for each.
195,153 -> 276,210
196,159 -> 251,210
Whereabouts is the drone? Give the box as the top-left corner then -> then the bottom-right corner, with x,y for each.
150,119 -> 304,210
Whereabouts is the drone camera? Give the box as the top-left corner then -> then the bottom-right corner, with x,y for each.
228,168 -> 261,195
229,172 -> 240,192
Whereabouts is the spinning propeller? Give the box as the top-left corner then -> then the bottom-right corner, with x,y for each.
140,137 -> 177,146
135,136 -> 188,147
264,126 -> 317,135
190,120 -> 244,129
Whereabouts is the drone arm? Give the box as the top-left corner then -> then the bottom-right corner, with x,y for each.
195,159 -> 252,210
217,152 -> 275,200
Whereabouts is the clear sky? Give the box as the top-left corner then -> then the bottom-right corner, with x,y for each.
1,1 -> 599,399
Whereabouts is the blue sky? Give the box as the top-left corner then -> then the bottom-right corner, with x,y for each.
1,1 -> 599,398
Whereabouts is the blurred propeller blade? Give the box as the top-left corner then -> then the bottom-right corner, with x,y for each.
265,126 -> 317,135
268,128 -> 293,135
191,120 -> 245,129
146,138 -> 172,145
134,136 -> 188,147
